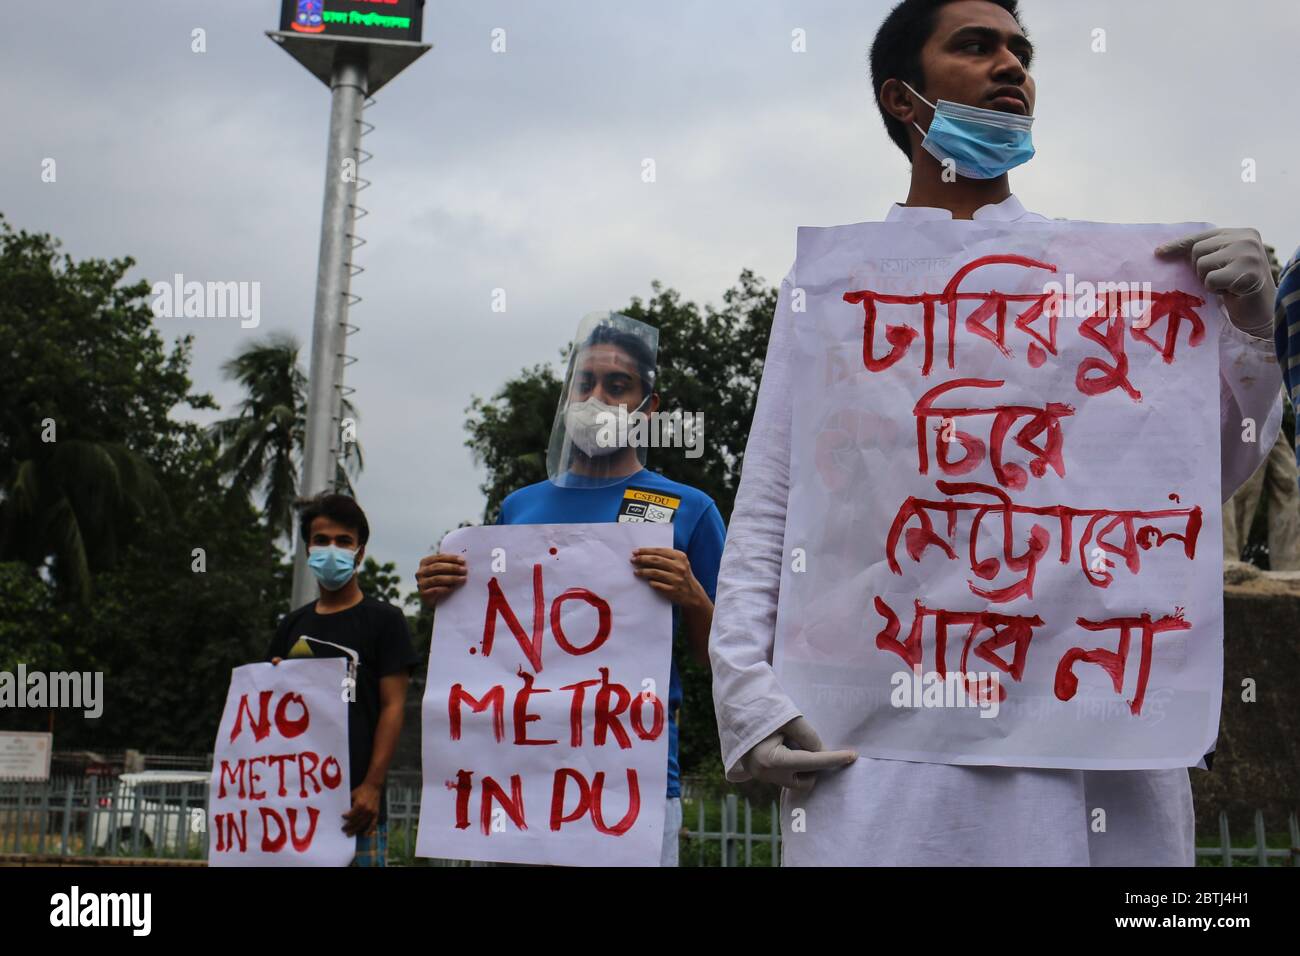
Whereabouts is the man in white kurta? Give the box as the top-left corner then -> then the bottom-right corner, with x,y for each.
708,194 -> 1284,866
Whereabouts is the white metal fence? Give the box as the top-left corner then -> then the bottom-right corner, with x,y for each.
3,776 -> 1295,866
679,782 -> 781,867
0,777 -> 209,860
1197,810 -> 1300,866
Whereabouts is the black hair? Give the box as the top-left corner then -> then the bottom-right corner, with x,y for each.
298,492 -> 370,547
577,320 -> 657,396
869,0 -> 1025,160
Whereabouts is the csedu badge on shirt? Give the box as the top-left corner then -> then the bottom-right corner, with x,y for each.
617,486 -> 680,524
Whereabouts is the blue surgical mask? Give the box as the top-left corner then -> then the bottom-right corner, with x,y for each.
903,81 -> 1035,180
308,545 -> 357,591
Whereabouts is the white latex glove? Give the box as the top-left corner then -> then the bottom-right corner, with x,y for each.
739,716 -> 858,794
1156,227 -> 1277,338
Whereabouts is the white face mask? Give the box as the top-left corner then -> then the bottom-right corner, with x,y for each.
564,398 -> 624,457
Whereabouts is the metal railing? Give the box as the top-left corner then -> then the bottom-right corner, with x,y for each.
1195,810 -> 1300,866
384,782 -> 458,865
4,776 -> 1295,866
680,781 -> 780,867
0,778 -> 209,860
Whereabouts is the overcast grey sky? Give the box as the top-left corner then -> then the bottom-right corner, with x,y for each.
5,0 -> 1297,597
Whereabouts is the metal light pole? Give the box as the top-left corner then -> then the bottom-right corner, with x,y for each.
269,8 -> 430,609
290,52 -> 367,609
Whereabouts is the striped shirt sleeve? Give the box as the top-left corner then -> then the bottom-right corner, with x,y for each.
1274,248 -> 1300,467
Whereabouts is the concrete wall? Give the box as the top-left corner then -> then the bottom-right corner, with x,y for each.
1192,569 -> 1300,836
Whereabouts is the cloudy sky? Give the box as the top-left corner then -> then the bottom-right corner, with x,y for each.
6,0 -> 1297,596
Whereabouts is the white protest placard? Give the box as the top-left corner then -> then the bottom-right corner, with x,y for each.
208,658 -> 354,866
776,221 -> 1225,770
417,522 -> 673,866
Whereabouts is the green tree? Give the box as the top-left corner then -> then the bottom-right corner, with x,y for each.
0,215 -> 289,752
464,365 -> 561,523
623,269 -> 777,516
59,441 -> 289,751
357,556 -> 402,604
210,334 -> 362,542
0,216 -> 207,601
0,562 -> 70,673
462,271 -> 779,779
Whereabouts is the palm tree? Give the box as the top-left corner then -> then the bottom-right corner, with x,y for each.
210,334 -> 362,540
0,439 -> 163,603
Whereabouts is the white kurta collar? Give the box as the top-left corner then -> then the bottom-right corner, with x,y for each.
884,194 -> 1031,223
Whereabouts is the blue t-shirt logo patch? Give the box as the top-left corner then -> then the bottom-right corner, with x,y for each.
618,487 -> 680,524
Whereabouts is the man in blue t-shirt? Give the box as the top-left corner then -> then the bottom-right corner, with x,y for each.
417,312 -> 726,866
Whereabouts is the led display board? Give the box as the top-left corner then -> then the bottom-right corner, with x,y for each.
280,0 -> 424,44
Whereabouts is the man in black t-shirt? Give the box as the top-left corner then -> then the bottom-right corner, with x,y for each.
266,493 -> 420,867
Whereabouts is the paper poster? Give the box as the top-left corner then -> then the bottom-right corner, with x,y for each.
208,658 -> 354,866
775,220 -> 1225,770
0,731 -> 52,781
418,522 -> 673,866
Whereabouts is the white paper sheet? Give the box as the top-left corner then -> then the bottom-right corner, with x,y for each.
208,658 -> 354,866
776,221 -> 1224,770
417,522 -> 673,866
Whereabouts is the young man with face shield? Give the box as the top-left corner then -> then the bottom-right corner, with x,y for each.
417,312 -> 727,867
707,0 -> 1284,866
267,493 -> 420,867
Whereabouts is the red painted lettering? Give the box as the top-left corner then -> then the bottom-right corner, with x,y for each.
274,692 -> 310,738
483,564 -> 545,672
286,806 -> 319,852
480,774 -> 527,834
448,683 -> 505,742
321,755 -> 343,790
560,677 -> 601,746
247,755 -> 267,800
259,806 -> 287,852
297,751 -> 320,797
218,759 -> 245,799
513,669 -> 557,746
549,588 -> 612,655
593,667 -> 632,749
229,690 -> 273,743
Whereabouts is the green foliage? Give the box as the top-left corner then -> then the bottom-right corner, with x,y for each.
621,269 -> 778,517
357,556 -> 402,604
0,562 -> 70,673
0,215 -> 290,751
62,445 -> 288,751
0,216 -> 209,602
209,334 -> 362,542
464,364 -> 561,524
405,596 -> 435,656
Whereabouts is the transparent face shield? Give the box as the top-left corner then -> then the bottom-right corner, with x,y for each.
546,311 -> 659,489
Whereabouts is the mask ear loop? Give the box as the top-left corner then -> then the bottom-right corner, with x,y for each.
901,80 -> 936,136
